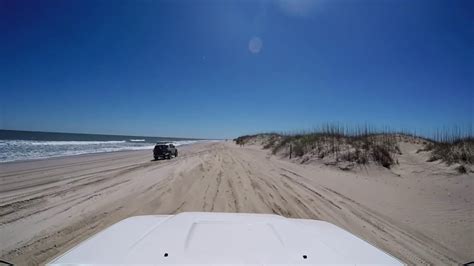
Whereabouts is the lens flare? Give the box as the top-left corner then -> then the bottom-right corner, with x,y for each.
248,37 -> 263,54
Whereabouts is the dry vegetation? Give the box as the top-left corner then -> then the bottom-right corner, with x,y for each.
235,125 -> 403,169
235,125 -> 473,172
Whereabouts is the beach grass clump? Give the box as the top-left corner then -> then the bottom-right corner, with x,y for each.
262,134 -> 282,149
234,133 -> 279,146
261,124 -> 401,168
371,144 -> 395,168
234,135 -> 256,145
419,127 -> 474,167
427,137 -> 474,165
236,125 -> 473,171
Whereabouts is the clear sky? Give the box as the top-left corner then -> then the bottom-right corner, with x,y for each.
1,0 -> 472,139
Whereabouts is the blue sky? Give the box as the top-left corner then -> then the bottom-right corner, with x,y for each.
1,0 -> 472,139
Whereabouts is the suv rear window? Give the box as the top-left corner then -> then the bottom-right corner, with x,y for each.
155,145 -> 168,149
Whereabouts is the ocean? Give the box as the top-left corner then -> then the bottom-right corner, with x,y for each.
0,130 -> 201,163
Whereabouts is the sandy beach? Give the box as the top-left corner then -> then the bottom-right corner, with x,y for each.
0,141 -> 472,265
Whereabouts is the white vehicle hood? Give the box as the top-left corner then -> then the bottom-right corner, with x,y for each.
47,212 -> 403,265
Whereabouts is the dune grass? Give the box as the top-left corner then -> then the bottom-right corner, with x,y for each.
235,124 -> 473,171
425,138 -> 473,165
236,125 -> 402,168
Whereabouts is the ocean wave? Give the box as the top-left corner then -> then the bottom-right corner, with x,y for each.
0,139 -> 202,163
31,140 -> 127,146
172,140 -> 199,146
0,145 -> 157,163
2,140 -> 127,146
129,139 -> 145,142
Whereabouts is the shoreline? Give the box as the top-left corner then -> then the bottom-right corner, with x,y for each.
0,140 -> 207,165
0,148 -> 151,165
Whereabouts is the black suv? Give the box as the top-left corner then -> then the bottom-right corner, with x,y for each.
153,144 -> 178,160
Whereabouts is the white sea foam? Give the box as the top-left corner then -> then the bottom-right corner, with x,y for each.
31,140 -> 127,146
172,140 -> 199,146
4,140 -> 127,146
129,139 -> 145,142
0,139 -> 201,163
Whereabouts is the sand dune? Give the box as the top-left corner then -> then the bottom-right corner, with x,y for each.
0,141 -> 472,265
